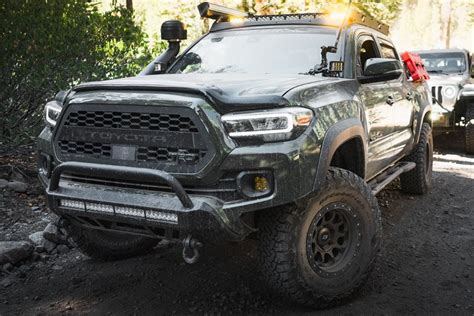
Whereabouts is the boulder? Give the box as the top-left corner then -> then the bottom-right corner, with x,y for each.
43,223 -> 62,244
56,245 -> 70,254
0,241 -> 33,265
7,181 -> 28,193
0,179 -> 8,189
28,232 -> 56,253
10,169 -> 27,183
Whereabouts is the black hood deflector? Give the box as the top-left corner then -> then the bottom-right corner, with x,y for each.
71,74 -> 334,113
73,82 -> 289,114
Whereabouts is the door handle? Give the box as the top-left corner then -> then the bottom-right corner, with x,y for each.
386,95 -> 395,106
406,92 -> 414,101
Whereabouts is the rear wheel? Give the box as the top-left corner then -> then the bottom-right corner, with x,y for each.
465,106 -> 474,155
258,168 -> 382,308
66,221 -> 159,261
400,122 -> 433,194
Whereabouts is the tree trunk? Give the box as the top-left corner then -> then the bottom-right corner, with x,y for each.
126,0 -> 133,11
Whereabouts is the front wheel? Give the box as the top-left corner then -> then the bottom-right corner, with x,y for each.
400,122 -> 433,194
258,168 -> 382,308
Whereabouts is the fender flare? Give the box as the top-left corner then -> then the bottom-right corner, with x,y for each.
312,118 -> 368,191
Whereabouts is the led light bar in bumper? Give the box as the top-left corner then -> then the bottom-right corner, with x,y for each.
59,199 -> 178,224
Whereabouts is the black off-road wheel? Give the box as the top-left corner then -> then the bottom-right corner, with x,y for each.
258,168 -> 382,308
465,106 -> 474,155
400,122 -> 433,194
65,221 -> 159,261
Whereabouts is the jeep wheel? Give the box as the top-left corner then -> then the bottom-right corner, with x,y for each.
66,221 -> 158,261
465,106 -> 474,155
258,168 -> 382,308
400,122 -> 433,194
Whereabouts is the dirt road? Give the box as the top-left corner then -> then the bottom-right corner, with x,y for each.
1,135 -> 473,315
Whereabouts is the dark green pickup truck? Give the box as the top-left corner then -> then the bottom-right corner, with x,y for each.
37,3 -> 432,308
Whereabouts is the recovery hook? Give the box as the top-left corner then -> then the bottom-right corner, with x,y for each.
182,235 -> 203,264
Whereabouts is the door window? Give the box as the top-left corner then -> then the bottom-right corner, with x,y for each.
357,35 -> 380,76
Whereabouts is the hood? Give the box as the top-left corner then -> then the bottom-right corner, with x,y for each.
73,74 -> 335,113
427,73 -> 470,87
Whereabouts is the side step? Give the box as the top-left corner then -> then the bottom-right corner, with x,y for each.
369,162 -> 416,195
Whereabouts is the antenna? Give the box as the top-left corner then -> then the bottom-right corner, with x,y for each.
333,0 -> 352,50
309,0 -> 352,75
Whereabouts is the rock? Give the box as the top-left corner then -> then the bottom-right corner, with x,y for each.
0,179 -> 8,189
2,263 -> 14,272
43,240 -> 56,253
56,245 -> 70,254
29,232 -> 44,246
7,181 -> 28,193
1,276 -> 16,288
10,169 -> 26,183
43,223 -> 62,244
34,245 -> 46,253
0,241 -> 33,265
0,166 -> 11,180
28,232 -> 56,253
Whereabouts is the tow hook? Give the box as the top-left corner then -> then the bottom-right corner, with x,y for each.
182,235 -> 203,264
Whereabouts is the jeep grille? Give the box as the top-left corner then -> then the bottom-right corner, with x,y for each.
54,103 -> 215,173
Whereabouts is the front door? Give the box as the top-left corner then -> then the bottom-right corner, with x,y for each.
356,34 -> 397,178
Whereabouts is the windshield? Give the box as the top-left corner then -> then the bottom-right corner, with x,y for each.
418,52 -> 467,74
169,26 -> 337,75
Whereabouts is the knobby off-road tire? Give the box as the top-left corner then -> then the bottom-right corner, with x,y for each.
66,222 -> 158,261
465,105 -> 474,155
400,122 -> 433,195
258,168 -> 382,308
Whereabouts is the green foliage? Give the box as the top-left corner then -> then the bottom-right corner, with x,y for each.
0,0 -> 160,144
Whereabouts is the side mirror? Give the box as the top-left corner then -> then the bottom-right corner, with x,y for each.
361,58 -> 403,83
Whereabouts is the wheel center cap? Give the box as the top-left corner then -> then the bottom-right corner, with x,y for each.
317,227 -> 331,245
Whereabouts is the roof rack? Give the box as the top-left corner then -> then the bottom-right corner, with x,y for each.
198,2 -> 389,35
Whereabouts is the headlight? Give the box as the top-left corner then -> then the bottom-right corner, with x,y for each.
44,101 -> 62,127
442,85 -> 457,99
221,107 -> 314,142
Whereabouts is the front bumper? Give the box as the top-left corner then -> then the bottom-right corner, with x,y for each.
45,161 -> 254,240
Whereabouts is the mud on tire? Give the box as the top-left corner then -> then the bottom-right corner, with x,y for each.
258,167 -> 382,308
66,222 -> 158,261
400,122 -> 433,194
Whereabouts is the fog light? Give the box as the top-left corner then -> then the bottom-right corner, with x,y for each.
237,171 -> 273,199
254,176 -> 269,192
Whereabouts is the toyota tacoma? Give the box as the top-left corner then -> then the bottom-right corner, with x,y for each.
37,2 -> 433,308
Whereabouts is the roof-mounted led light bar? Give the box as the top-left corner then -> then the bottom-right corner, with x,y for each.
198,2 -> 389,35
198,2 -> 249,21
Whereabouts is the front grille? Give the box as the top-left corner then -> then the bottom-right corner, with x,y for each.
432,86 -> 443,105
55,103 -> 215,173
64,111 -> 199,133
58,141 -> 111,157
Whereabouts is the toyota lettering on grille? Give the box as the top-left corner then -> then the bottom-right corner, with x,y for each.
80,131 -> 167,143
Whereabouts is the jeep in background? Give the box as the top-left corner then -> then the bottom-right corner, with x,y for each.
415,49 -> 474,153
37,3 -> 433,308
